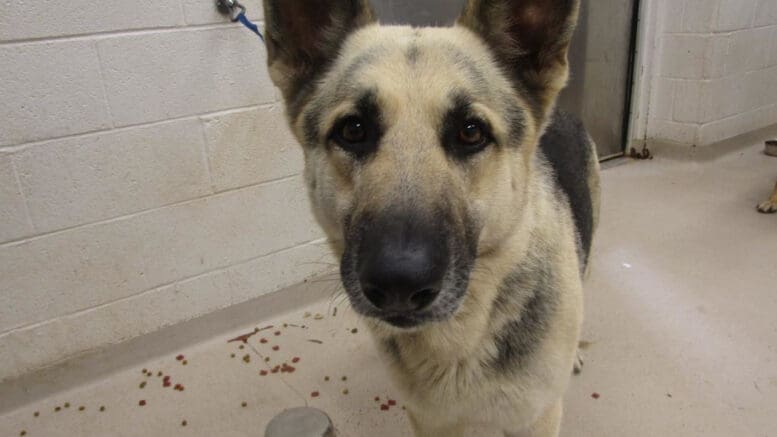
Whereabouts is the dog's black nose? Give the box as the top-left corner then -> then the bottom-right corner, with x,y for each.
357,216 -> 448,314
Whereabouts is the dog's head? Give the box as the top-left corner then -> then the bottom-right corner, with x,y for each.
264,0 -> 579,330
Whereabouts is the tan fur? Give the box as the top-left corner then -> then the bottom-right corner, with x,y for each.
757,179 -> 777,214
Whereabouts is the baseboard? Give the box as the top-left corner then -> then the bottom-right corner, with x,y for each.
646,123 -> 777,162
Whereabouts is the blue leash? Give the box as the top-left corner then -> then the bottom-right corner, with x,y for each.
216,0 -> 264,42
236,12 -> 264,42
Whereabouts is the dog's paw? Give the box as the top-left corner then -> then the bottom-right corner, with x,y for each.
757,200 -> 777,214
573,350 -> 584,375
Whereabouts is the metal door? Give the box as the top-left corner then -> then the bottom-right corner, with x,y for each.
371,0 -> 638,160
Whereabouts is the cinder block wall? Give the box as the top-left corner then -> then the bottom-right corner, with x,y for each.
0,1 -> 334,382
646,0 -> 777,146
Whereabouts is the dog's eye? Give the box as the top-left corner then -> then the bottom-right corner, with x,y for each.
340,117 -> 367,143
458,121 -> 485,146
331,116 -> 378,156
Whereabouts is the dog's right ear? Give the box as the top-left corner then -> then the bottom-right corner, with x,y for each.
263,0 -> 375,102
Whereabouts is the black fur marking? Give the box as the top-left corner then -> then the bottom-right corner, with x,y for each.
382,338 -> 403,365
538,110 -> 594,267
485,255 -> 558,373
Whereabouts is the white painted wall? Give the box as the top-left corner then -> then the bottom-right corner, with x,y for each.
636,0 -> 777,147
0,1 -> 335,382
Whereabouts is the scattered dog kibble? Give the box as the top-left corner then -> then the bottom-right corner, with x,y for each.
325,376 -> 330,382
157,371 -> 163,377
260,338 -> 268,344
264,357 -> 271,362
351,328 -> 358,334
260,370 -> 268,376
272,346 -> 280,351
55,407 -> 61,412
341,376 -> 347,381
271,365 -> 281,374
231,353 -> 236,358
176,355 -> 185,361
380,404 -> 389,411
374,396 -> 380,402
64,403 -> 70,409
182,360 -> 188,366
20,431 -> 26,436
274,331 -> 281,336
100,406 -> 106,412
243,354 -> 251,363
79,406 -> 85,411
591,392 -> 601,400
139,400 -> 147,406
342,389 -> 349,395
142,368 -> 148,374
242,402 -> 248,408
388,399 -> 397,406
402,406 -> 406,410
311,391 -> 320,398
239,345 -> 245,350
140,381 -> 147,389
291,357 -> 300,363
182,420 -> 188,427
283,323 -> 289,328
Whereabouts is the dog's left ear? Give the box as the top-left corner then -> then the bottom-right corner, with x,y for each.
263,0 -> 376,102
458,0 -> 579,119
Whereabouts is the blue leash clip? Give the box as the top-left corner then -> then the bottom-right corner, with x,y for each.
216,0 -> 264,42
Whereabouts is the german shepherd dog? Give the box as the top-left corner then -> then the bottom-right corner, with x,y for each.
262,0 -> 600,435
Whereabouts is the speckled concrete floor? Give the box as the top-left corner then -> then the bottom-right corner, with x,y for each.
1,141 -> 776,437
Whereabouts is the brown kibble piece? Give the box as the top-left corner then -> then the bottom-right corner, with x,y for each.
142,368 -> 148,374
388,399 -> 396,406
176,354 -> 184,361
100,406 -> 106,412
243,354 -> 251,363
291,357 -> 300,363
33,411 -> 39,417
374,396 -> 380,402
380,404 -> 389,411
272,345 -> 280,351
157,371 -> 163,377
264,357 -> 270,362
324,376 -> 330,381
139,400 -> 146,406
260,370 -> 268,376
239,345 -> 245,350
351,328 -> 358,334
140,381 -> 147,389
274,331 -> 281,336
591,392 -> 601,399
182,360 -> 188,365
182,420 -> 188,427
64,403 -> 70,408
310,391 -> 320,398
241,401 -> 248,408
260,338 -> 268,344
79,406 -> 85,411
164,381 -> 172,388
20,431 -> 27,436
402,406 -> 407,410
231,353 -> 236,358
342,389 -> 349,395
55,407 -> 61,412
341,376 -> 347,381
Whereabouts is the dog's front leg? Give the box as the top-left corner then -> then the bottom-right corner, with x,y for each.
408,410 -> 468,437
504,399 -> 563,437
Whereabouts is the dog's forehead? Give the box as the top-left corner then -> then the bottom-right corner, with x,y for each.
326,25 -> 509,105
